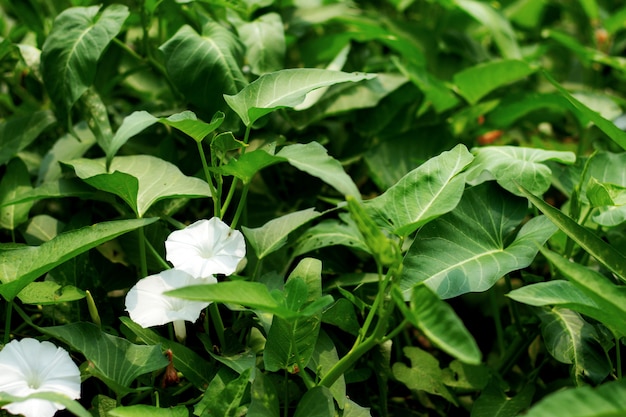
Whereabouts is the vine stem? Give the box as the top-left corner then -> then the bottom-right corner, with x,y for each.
221,126 -> 251,220
4,301 -> 13,344
196,140 -> 219,216
138,226 -> 148,278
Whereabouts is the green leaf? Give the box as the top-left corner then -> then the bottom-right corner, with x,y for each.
0,179 -> 95,208
65,155 -> 212,217
293,217 -> 370,258
247,371 -> 280,417
0,110 -> 56,166
309,330 -> 346,407
471,380 -> 535,417
465,146 -> 576,196
81,88 -> 113,156
518,185 -> 626,282
543,71 -> 626,151
218,147 -> 281,184
392,346 -> 457,405
242,208 -> 322,259
400,183 -> 557,299
365,144 -> 474,236
194,368 -> 250,417
522,379 -> 626,417
537,307 -> 611,385
0,391 -> 90,417
454,60 -> 536,104
160,22 -> 247,118
343,399 -> 372,417
277,141 -> 362,198
43,322 -> 168,393
0,217 -> 157,301
223,68 -> 376,126
392,284 -> 481,364
293,386 -> 334,417
455,0 -> 521,59
0,158 -> 34,230
108,405 -> 188,417
41,5 -> 129,118
107,111 -> 159,163
238,12 -> 285,75
17,281 -> 85,305
120,317 -> 215,389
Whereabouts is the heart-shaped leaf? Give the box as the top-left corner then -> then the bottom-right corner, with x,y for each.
399,183 -> 557,299
237,12 -> 285,75
224,68 -> 376,126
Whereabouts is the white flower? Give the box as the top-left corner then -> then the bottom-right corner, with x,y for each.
125,269 -> 215,341
0,338 -> 81,417
165,217 -> 246,278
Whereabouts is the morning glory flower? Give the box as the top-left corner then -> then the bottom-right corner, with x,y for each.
125,268 -> 215,341
0,338 -> 81,417
165,217 -> 246,278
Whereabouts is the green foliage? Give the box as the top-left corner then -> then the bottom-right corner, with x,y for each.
1,0 -> 626,415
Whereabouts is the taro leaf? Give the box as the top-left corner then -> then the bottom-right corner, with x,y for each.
238,12 -> 285,75
465,146 -> 576,196
0,110 -> 56,166
108,405 -> 188,417
293,386 -> 334,417
309,330 -> 346,407
0,217 -> 157,301
392,285 -> 481,365
0,392 -> 90,417
518,185 -> 626,282
18,281 -> 85,305
507,281 -> 626,337
522,379 -> 626,417
365,144 -> 474,236
392,346 -> 457,405
543,71 -> 626,151
223,68 -> 376,127
194,367 -> 250,417
166,281 -> 298,319
277,141 -> 361,199
120,317 -> 215,389
65,155 -> 212,217
399,183 -> 557,300
453,60 -> 536,105
242,207 -> 322,259
293,216 -> 370,258
487,93 -> 570,128
471,380 -> 535,417
41,5 -> 129,119
263,259 -> 326,372
0,158 -> 33,230
43,322 -> 168,393
247,371 -> 279,417
538,247 -> 626,337
160,23 -> 247,118
537,307 -> 611,385
455,0 -> 521,59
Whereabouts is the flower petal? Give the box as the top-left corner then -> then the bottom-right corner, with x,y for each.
165,217 -> 246,278
125,269 -> 214,328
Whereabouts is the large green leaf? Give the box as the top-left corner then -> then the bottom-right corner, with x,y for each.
465,146 -> 576,196
392,285 -> 481,365
223,68 -> 376,126
194,367 -> 250,417
43,322 -> 168,393
41,5 -> 129,118
242,208 -> 323,259
0,158 -> 33,230
518,185 -> 626,282
536,307 -> 611,385
471,380 -> 535,417
0,110 -> 56,166
160,22 -> 247,118
237,12 -> 285,75
247,371 -> 279,417
365,144 -> 474,236
399,183 -> 557,299
454,60 -> 536,104
0,217 -> 157,301
522,379 -> 626,417
65,155 -> 212,217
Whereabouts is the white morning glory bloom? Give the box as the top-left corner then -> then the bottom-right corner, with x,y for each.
165,217 -> 246,278
125,268 -> 215,341
0,338 -> 81,417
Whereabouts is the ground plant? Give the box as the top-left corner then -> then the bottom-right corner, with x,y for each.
0,0 -> 625,416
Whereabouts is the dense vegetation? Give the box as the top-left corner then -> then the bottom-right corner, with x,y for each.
1,0 -> 626,416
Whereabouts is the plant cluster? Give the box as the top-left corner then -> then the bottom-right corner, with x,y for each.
1,0 -> 626,416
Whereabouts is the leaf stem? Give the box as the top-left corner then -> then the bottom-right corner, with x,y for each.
143,236 -> 170,270
220,126 -> 251,220
138,227 -> 148,278
209,303 -> 226,349
196,141 -> 219,216
4,301 -> 13,344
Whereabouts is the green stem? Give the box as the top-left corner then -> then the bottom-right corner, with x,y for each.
616,335 -> 622,380
4,301 -> 13,344
196,141 -> 219,216
209,303 -> 226,349
490,286 -> 505,358
138,227 -> 148,278
220,126 -> 252,219
230,183 -> 250,230
144,237 -> 171,270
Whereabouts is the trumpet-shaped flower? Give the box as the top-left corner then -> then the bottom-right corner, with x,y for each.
165,217 -> 246,278
0,338 -> 81,417
125,268 -> 215,341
